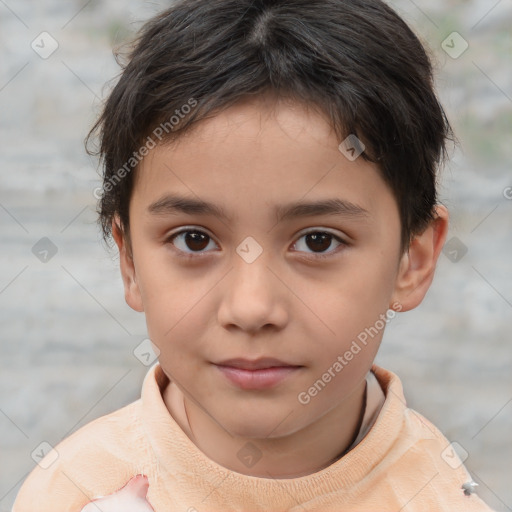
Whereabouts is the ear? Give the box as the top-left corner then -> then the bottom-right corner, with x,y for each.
390,204 -> 449,312
112,216 -> 144,313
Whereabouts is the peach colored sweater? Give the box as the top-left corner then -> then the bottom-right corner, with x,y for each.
13,364 -> 493,511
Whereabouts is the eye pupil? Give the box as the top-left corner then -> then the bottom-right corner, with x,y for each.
186,231 -> 209,251
306,233 -> 331,252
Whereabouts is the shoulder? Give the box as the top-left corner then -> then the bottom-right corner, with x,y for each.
399,407 -> 494,510
371,366 -> 494,510
12,399 -> 153,512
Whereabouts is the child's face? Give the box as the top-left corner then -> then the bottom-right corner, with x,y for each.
121,96 -> 405,439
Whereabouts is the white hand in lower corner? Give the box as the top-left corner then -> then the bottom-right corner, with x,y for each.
80,474 -> 155,512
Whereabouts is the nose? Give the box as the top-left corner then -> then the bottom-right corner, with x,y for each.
217,254 -> 289,334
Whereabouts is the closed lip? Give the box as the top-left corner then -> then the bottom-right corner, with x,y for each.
214,357 -> 302,370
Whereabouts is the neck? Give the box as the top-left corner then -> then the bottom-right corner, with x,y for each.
164,376 -> 367,479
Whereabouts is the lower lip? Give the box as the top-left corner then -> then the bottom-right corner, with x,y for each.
215,365 -> 301,389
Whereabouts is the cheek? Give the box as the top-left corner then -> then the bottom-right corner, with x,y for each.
136,259 -> 216,355
303,254 -> 396,372
312,255 -> 396,331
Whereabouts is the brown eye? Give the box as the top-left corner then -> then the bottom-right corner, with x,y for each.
167,229 -> 217,255
305,232 -> 332,252
183,231 -> 210,251
293,230 -> 346,258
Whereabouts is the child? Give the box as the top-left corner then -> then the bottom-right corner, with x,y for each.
13,0 -> 494,510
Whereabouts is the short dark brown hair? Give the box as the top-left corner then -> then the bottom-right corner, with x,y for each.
87,0 -> 453,253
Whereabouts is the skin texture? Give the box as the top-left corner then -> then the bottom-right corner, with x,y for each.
112,95 -> 449,480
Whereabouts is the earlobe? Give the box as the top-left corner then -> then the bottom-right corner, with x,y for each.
390,205 -> 449,312
112,217 -> 144,313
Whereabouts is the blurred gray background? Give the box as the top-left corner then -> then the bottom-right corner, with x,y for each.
0,0 -> 511,510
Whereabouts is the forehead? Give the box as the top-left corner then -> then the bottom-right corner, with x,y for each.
177,95 -> 335,147
132,97 -> 398,228
139,95 -> 338,179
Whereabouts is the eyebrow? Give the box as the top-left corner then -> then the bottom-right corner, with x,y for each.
147,193 -> 370,223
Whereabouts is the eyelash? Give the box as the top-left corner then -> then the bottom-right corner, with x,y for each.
165,227 -> 348,261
